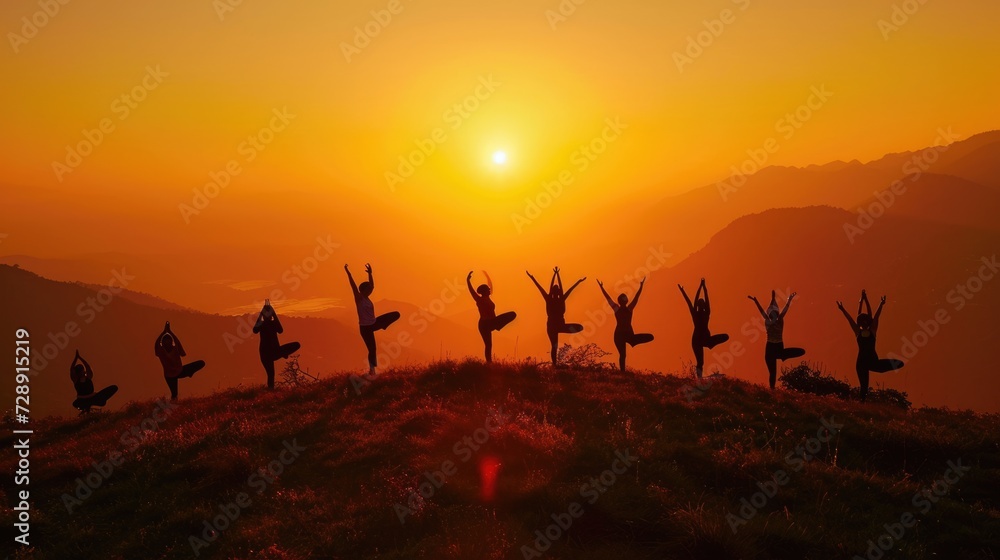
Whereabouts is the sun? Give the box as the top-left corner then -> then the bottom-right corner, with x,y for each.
492,150 -> 508,165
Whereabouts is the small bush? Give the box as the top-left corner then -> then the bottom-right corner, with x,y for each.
556,343 -> 613,371
780,363 -> 911,410
779,363 -> 851,399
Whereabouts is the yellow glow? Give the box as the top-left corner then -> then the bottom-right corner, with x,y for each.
492,150 -> 508,165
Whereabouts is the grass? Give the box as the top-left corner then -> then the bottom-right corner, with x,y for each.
3,360 -> 999,559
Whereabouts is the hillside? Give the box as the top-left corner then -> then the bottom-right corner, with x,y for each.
3,361 -> 998,559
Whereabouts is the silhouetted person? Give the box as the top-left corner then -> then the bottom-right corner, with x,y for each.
467,271 -> 516,363
69,350 -> 118,414
598,277 -> 654,372
253,299 -> 301,389
679,278 -> 729,378
528,267 -> 585,367
346,263 -> 400,375
837,290 -> 904,402
749,290 -> 806,389
154,321 -> 205,402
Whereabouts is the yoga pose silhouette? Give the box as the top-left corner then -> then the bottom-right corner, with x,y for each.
253,299 -> 301,389
69,350 -> 118,413
680,278 -> 729,378
749,290 -> 806,389
598,277 -> 654,372
154,321 -> 205,402
346,263 -> 400,374
528,267 -> 585,367
837,290 -> 904,402
467,271 -> 516,363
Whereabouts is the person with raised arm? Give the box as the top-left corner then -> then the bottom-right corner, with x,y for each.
527,267 -> 585,367
467,271 -> 517,363
598,277 -> 654,372
154,321 -> 205,402
837,290 -> 904,402
346,263 -> 400,375
679,278 -> 729,379
749,290 -> 806,389
253,299 -> 301,389
69,350 -> 118,413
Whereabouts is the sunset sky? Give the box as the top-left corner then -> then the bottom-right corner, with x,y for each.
2,0 -> 999,274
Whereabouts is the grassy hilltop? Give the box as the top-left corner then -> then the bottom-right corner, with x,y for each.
3,361 -> 999,560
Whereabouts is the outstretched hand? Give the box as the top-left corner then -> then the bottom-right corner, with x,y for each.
640,276 -> 646,285
700,278 -> 706,285
467,271 -> 474,281
553,266 -> 560,274
525,270 -> 534,278
836,301 -> 845,311
365,263 -> 372,274
789,292 -> 798,300
344,264 -> 350,272
596,279 -> 604,287
678,284 -> 685,292
748,295 -> 757,301
880,295 -> 887,305
578,277 -> 587,284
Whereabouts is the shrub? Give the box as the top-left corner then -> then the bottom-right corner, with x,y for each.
556,343 -> 613,371
780,363 -> 911,410
779,363 -> 851,399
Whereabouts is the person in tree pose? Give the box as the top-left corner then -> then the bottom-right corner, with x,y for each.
467,271 -> 516,363
837,290 -> 904,401
253,299 -> 301,389
749,290 -> 806,389
679,278 -> 729,378
527,267 -> 585,367
69,350 -> 118,413
597,277 -> 654,372
154,321 -> 205,402
346,263 -> 400,375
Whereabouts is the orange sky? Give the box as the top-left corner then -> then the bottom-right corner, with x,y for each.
1,0 -> 999,263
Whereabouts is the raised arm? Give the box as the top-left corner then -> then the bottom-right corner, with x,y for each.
564,277 -> 587,298
154,322 -> 169,354
79,355 -> 93,379
780,292 -> 797,319
873,295 -> 886,332
837,301 -> 860,334
466,271 -> 480,300
527,271 -> 548,298
679,284 -> 694,314
748,295 -> 767,319
628,278 -> 646,311
271,307 -> 284,334
701,279 -> 711,312
551,267 -> 561,292
70,350 -> 81,379
365,263 -> 374,291
597,280 -> 616,309
345,264 -> 359,297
